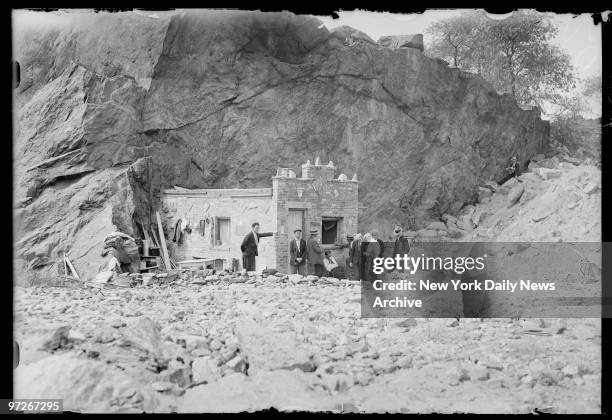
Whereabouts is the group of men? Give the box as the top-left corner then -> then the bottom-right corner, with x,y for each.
241,221 -> 411,280
241,222 -> 336,277
288,227 -> 336,277
289,225 -> 411,281
343,226 -> 410,282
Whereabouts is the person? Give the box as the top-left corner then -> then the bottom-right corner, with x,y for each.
371,230 -> 385,258
359,233 -> 370,280
343,233 -> 355,279
362,233 -> 380,283
240,222 -> 273,272
499,155 -> 522,184
306,228 -> 325,276
349,233 -> 363,280
323,250 -> 338,276
393,226 -> 410,257
289,229 -> 307,275
390,226 -> 410,273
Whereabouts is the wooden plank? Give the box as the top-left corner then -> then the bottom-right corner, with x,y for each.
64,257 -> 80,280
156,211 -> 171,271
139,221 -> 150,241
63,253 -> 68,277
150,227 -> 160,248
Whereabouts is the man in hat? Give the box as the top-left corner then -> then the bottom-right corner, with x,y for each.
499,155 -> 522,185
306,228 -> 325,277
289,228 -> 307,275
349,233 -> 363,280
343,233 -> 355,278
361,233 -> 380,282
371,230 -> 385,258
392,226 -> 410,272
240,222 -> 274,272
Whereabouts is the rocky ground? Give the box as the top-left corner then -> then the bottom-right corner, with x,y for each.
13,273 -> 600,413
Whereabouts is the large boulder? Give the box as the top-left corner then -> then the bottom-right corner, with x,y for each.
234,316 -> 315,374
14,354 -> 162,412
13,10 -> 548,279
179,370 -> 337,412
378,34 -> 424,51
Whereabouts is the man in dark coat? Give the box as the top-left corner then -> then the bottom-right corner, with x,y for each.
371,230 -> 385,258
306,228 -> 325,276
347,233 -> 362,280
342,233 -> 354,278
359,234 -> 370,281
289,229 -> 307,275
240,222 -> 273,272
362,233 -> 381,283
392,226 -> 410,272
498,155 -> 522,185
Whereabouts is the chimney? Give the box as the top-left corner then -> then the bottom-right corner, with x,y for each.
301,157 -> 336,180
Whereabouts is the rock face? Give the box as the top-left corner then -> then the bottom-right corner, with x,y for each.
13,10 -> 548,278
378,34 -> 424,51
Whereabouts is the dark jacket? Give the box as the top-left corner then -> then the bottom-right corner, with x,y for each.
393,235 -> 410,256
289,238 -> 307,266
363,241 -> 381,282
349,240 -> 361,265
240,231 -> 273,257
376,238 -> 385,258
306,236 -> 324,265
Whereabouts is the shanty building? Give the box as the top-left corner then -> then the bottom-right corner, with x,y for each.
161,158 -> 359,273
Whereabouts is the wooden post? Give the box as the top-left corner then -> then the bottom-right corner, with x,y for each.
63,252 -> 68,277
65,257 -> 80,280
156,211 -> 171,271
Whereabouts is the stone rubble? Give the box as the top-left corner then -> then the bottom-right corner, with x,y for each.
13,272 -> 601,413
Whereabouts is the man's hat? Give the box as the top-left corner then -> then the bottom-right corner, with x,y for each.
346,233 -> 354,239
393,226 -> 403,234
310,228 -> 318,234
293,228 -> 302,233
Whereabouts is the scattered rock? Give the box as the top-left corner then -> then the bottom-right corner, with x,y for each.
535,168 -> 562,180
447,367 -> 470,385
161,367 -> 192,388
507,184 -> 525,206
179,370 -> 337,412
478,187 -> 493,202
225,355 -> 248,374
192,356 -> 222,383
122,316 -> 164,357
40,326 -> 73,351
235,317 -> 315,373
426,221 -> 447,231
583,182 -> 599,194
561,364 -> 580,377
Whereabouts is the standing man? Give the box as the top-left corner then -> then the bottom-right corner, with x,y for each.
362,233 -> 380,283
392,226 -> 410,272
371,230 -> 385,258
348,233 -> 362,280
359,233 -> 369,281
289,229 -> 307,275
343,234 -> 354,277
306,228 -> 325,277
240,222 -> 274,272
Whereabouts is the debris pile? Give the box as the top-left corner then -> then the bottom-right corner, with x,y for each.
400,154 -> 600,243
14,280 -> 601,413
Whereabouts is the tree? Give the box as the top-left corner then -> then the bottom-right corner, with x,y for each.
426,11 -> 483,67
426,10 -> 576,109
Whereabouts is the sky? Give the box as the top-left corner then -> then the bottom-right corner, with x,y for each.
316,10 -> 603,81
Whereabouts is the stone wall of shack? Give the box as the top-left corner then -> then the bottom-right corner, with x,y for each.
162,189 -> 277,271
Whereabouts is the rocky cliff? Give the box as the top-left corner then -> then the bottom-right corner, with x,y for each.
13,10 -> 549,278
